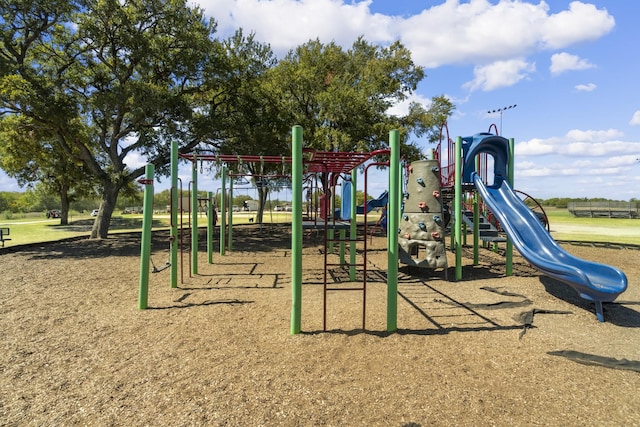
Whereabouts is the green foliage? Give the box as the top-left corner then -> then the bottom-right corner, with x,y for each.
270,38 -> 454,159
0,0 -> 222,237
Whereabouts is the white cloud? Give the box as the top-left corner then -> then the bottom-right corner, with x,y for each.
385,92 -> 434,117
463,59 -> 535,92
540,1 -> 615,49
601,155 -> 640,168
200,0 -> 394,56
125,152 -> 147,170
196,0 -> 615,69
550,52 -> 595,75
518,167 -> 554,177
565,128 -> 624,142
515,137 -> 556,156
575,83 -> 596,92
516,129 -> 639,158
630,111 -> 640,126
0,171 -> 23,192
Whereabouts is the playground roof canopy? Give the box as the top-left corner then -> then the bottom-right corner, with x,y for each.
179,149 -> 390,175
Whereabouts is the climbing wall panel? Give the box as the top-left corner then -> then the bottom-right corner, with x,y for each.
398,160 -> 448,269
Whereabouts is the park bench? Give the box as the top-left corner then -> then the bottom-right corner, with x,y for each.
0,227 -> 11,247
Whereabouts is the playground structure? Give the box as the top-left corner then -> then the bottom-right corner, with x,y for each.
138,127 -> 402,334
458,133 -> 628,322
138,123 -> 628,331
431,125 -> 627,321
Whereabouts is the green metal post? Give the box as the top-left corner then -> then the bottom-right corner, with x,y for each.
138,164 -> 154,309
463,222 -> 467,246
454,137 -> 463,281
387,130 -> 400,333
220,166 -> 227,256
291,125 -> 303,334
170,140 -> 178,288
191,155 -> 198,275
207,191 -> 214,264
506,138 -> 515,276
328,178 -> 335,253
328,228 -> 334,254
228,176 -> 233,252
473,191 -> 479,265
349,169 -> 357,281
339,229 -> 346,265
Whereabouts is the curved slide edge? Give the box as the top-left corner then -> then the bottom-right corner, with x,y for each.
473,173 -> 628,322
356,191 -> 389,215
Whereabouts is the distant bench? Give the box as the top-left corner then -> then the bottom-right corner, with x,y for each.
0,227 -> 10,247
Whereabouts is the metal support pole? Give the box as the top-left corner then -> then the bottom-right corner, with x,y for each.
170,140 -> 178,288
387,130 -> 399,332
220,166 -> 227,256
191,155 -> 198,275
228,175 -> 233,252
473,191 -> 479,265
349,169 -> 357,281
207,191 -> 214,264
291,125 -> 303,334
454,137 -> 463,281
138,164 -> 154,309
506,137 -> 514,276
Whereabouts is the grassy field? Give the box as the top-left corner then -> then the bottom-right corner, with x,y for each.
544,207 -> 640,245
0,211 -> 298,246
1,208 -> 638,247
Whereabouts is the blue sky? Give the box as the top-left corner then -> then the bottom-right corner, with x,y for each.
2,0 -> 639,201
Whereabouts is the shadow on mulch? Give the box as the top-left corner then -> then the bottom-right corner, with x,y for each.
1,223 -> 294,260
540,276 -> 640,328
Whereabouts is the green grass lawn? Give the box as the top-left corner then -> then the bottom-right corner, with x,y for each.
0,211 -> 299,246
544,207 -> 640,245
0,213 -> 173,246
1,207 -> 637,247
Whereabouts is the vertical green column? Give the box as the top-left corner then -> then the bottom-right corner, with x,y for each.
473,156 -> 480,264
207,191 -> 214,264
473,191 -> 479,265
170,140 -> 178,288
138,164 -> 154,309
291,125 -> 303,334
339,229 -> 346,265
387,130 -> 399,333
349,170 -> 357,281
191,155 -> 198,275
228,176 -> 233,252
454,137 -> 463,281
220,166 -> 227,256
328,179 -> 334,253
506,138 -> 515,276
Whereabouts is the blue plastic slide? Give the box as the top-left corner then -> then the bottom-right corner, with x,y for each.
340,180 -> 352,220
356,191 -> 389,215
473,173 -> 628,321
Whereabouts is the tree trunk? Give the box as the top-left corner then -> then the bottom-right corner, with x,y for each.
256,187 -> 269,224
90,181 -> 120,239
59,184 -> 70,226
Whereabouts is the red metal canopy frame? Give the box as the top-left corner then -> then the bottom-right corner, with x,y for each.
179,148 -> 390,175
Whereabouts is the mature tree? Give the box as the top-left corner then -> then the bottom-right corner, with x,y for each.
271,37 -> 454,160
0,0 -> 226,238
0,115 -> 98,224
